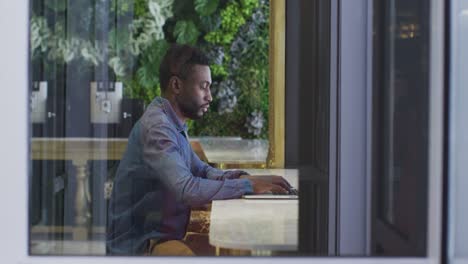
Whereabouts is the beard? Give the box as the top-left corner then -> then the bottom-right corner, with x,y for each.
176,95 -> 204,120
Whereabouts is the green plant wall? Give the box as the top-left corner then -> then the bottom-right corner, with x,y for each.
126,0 -> 270,139
30,0 -> 270,139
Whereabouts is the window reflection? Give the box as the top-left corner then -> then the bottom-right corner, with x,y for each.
29,0 -> 276,256
372,0 -> 429,256
28,0 -> 433,257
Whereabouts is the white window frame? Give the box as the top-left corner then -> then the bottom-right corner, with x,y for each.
448,0 -> 468,264
0,0 -> 443,263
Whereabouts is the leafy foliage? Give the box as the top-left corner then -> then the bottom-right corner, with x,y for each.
210,64 -> 228,78
134,0 -> 150,17
44,0 -> 67,12
110,0 -> 132,16
191,0 -> 270,139
174,20 -> 201,45
123,78 -> 161,105
31,0 -> 270,139
204,0 -> 258,46
194,0 -> 219,16
136,40 -> 169,89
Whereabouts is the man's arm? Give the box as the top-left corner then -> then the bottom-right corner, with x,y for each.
189,143 -> 292,193
142,124 -> 253,206
189,145 -> 248,180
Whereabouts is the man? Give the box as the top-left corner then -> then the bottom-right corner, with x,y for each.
107,44 -> 291,256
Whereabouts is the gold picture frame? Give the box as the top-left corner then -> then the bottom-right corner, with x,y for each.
267,0 -> 285,168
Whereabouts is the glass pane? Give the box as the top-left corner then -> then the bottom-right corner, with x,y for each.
28,0 -> 297,257
26,0 -> 434,259
377,0 -> 429,235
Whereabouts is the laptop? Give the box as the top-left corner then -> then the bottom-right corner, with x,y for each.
242,188 -> 299,199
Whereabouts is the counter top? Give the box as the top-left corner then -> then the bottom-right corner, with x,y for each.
209,169 -> 298,252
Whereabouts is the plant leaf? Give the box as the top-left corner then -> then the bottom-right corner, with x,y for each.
174,20 -> 200,45
135,40 -> 168,90
199,15 -> 221,32
194,0 -> 219,16
44,0 -> 67,12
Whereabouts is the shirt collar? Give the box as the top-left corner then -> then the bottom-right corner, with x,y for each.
152,97 -> 188,133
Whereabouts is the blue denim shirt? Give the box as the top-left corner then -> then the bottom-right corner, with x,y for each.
106,97 -> 253,255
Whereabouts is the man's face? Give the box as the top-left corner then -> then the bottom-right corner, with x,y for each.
175,64 -> 212,120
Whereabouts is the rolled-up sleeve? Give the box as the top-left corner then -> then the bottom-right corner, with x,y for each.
142,124 -> 253,206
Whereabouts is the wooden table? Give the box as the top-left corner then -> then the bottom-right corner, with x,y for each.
209,169 -> 298,255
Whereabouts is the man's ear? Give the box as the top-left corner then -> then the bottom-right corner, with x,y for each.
169,76 -> 182,94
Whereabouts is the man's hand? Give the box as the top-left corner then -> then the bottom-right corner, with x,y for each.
240,174 -> 292,194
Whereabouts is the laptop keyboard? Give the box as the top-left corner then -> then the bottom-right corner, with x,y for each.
288,188 -> 299,195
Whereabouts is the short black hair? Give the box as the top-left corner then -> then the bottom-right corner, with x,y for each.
159,44 -> 210,92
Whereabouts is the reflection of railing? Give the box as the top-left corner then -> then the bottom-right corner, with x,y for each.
30,136 -> 270,241
31,137 -> 128,240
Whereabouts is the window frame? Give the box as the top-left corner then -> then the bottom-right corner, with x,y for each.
0,0 -> 445,262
